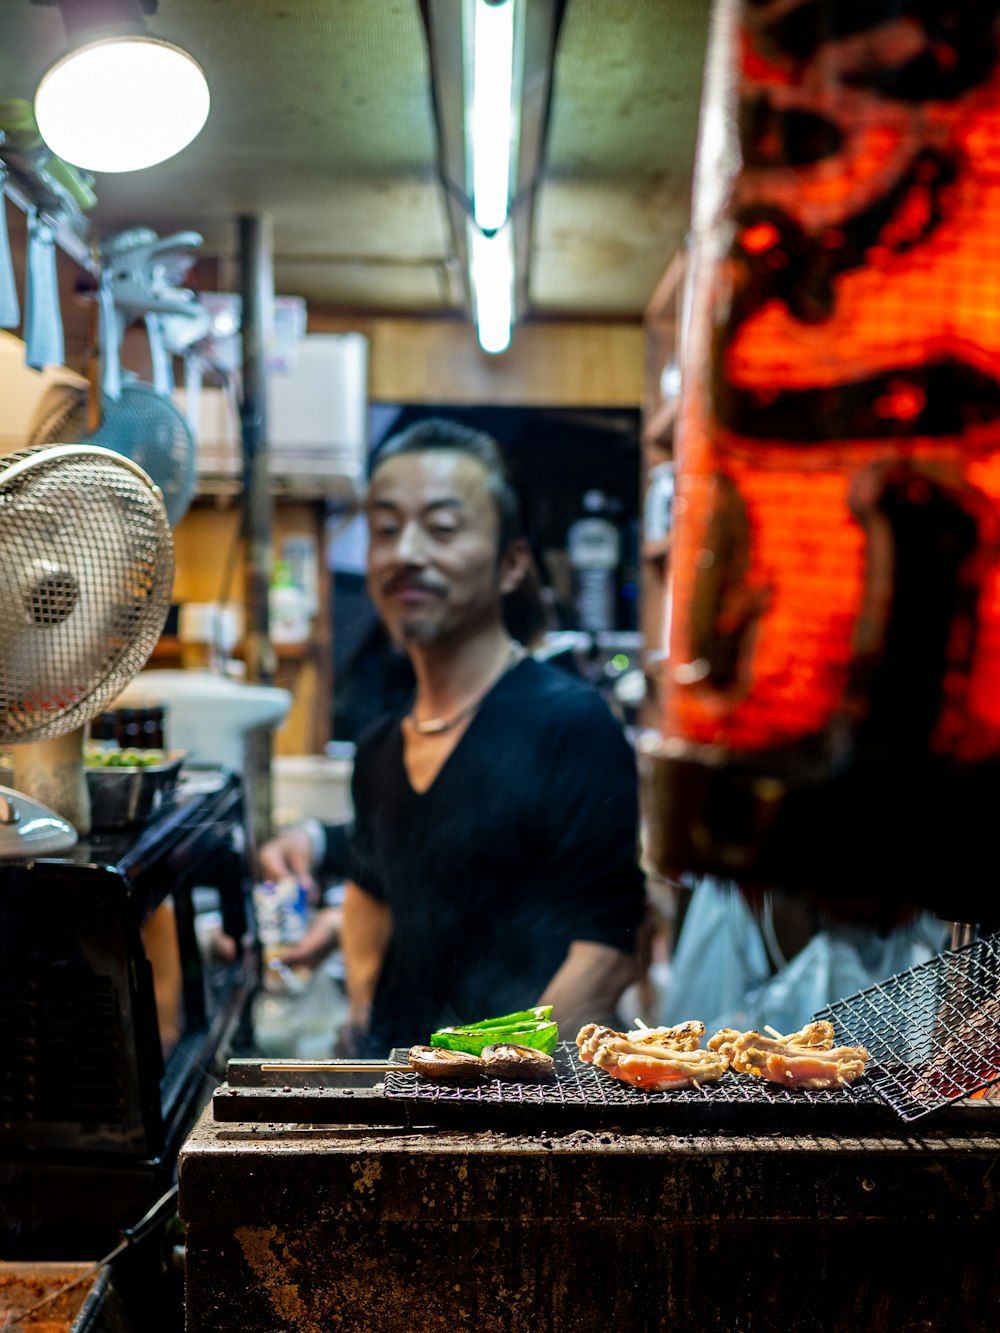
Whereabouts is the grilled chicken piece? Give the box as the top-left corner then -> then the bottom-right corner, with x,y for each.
708,1021 -> 836,1061
626,1020 -> 706,1052
482,1042 -> 555,1082
772,1021 -> 836,1050
576,1020 -> 705,1062
576,1023 -> 728,1090
408,1045 -> 485,1082
706,1028 -> 743,1062
729,1032 -> 869,1089
593,1042 -> 729,1091
576,1023 -> 622,1062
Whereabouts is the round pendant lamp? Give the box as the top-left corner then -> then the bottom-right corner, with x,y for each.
35,31 -> 209,174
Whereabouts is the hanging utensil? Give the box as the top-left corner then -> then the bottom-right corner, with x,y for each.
180,346 -> 204,438
146,311 -> 174,396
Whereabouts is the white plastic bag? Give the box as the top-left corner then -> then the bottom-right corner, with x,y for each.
659,876 -> 950,1039
658,877 -> 772,1032
741,931 -> 872,1037
741,915 -> 949,1037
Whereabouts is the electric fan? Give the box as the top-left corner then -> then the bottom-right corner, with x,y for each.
23,226 -> 204,528
0,444 -> 174,850
25,377 -> 197,528
82,379 -> 198,528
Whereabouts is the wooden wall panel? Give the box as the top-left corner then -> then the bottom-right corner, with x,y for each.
308,312 -> 644,407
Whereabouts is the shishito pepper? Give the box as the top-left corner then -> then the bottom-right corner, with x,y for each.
430,1006 -> 558,1056
461,1005 -> 552,1030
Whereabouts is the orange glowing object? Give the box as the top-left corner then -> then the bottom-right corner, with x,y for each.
653,1 -> 1000,916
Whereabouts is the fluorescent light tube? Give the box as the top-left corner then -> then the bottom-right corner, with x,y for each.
471,0 -> 515,232
469,224 -> 513,354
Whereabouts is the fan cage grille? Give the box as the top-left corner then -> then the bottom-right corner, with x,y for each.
0,446 -> 174,744
27,379 -> 197,529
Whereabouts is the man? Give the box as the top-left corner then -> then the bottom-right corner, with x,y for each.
258,418 -> 645,1056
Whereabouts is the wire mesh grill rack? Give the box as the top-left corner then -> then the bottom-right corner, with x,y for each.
816,932 -> 1000,1122
382,1042 -> 896,1131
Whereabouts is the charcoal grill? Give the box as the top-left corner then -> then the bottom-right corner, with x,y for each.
213,932 -> 1000,1130
213,1042 -> 997,1133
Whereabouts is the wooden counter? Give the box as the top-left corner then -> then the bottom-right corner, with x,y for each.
178,1101 -> 1000,1332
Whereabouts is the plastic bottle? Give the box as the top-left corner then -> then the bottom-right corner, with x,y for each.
567,490 -> 621,633
115,707 -> 143,749
269,560 -> 310,644
88,711 -> 120,755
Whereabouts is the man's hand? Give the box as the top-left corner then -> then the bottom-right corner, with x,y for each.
278,905 -> 343,970
256,824 -> 318,891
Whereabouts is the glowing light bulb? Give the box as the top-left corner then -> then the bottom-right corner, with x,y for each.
35,36 -> 210,173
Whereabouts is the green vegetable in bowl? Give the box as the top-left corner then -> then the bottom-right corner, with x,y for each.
430,1006 -> 558,1056
83,745 -> 168,769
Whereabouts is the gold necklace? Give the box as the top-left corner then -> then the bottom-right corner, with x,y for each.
408,644 -> 524,736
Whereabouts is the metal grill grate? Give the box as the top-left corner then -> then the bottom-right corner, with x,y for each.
384,1043 -> 887,1115
816,933 -> 1000,1122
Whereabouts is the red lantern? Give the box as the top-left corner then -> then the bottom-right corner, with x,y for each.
648,0 -> 1000,922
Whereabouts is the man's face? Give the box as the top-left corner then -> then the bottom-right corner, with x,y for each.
365,449 -> 519,647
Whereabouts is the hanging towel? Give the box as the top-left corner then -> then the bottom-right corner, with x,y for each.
182,348 -> 203,437
146,312 -> 175,396
98,266 -> 121,400
23,208 -> 63,369
0,176 -> 19,328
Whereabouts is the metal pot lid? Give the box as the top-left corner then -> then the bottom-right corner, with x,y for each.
0,784 -> 77,857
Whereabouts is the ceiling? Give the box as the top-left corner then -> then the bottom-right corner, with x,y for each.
0,0 -> 710,326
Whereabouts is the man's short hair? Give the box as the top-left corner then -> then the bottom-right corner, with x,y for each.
367,417 -> 524,552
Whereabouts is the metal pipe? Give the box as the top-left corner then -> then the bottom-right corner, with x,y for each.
238,214 -> 275,846
950,921 -> 979,950
238,214 -> 274,686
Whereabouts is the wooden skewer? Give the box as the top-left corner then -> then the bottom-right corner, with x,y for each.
258,1062 -> 406,1074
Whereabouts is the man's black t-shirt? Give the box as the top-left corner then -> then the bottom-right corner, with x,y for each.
342,656 -> 646,1056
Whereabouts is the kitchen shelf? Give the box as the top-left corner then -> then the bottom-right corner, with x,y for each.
151,636 -> 314,663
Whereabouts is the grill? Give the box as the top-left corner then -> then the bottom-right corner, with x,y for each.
215,1042 -> 997,1133
816,932 -> 1000,1122
215,934 -> 1000,1131
0,973 -> 128,1126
